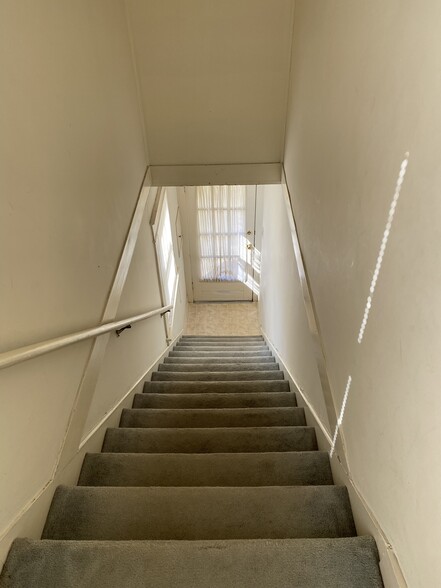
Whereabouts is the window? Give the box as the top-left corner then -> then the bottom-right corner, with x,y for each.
151,188 -> 179,316
196,185 -> 246,282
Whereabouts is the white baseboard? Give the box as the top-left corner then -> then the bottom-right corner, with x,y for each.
261,328 -> 408,588
0,330 -> 183,569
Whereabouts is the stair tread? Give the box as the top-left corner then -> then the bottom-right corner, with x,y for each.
174,346 -> 269,351
164,356 -> 276,363
1,537 -> 383,588
143,380 -> 290,393
120,407 -> 306,428
102,426 -> 318,453
78,451 -> 333,487
133,391 -> 297,408
151,370 -> 285,381
158,362 -> 280,371
42,485 -> 356,540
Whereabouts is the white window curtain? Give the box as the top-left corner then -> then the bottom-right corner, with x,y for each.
197,185 -> 246,282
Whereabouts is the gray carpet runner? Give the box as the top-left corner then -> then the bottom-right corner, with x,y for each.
0,335 -> 383,587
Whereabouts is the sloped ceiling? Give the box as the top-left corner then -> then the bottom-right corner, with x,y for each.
126,0 -> 294,166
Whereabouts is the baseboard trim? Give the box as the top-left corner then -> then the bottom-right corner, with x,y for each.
0,329 -> 183,569
79,329 -> 183,447
261,328 -> 408,588
260,327 -> 333,446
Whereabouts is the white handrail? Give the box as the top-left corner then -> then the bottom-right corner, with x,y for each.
0,304 -> 172,371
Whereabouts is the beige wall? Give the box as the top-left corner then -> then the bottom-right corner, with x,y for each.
258,184 -> 331,433
83,186 -> 188,438
0,0 -> 187,566
125,0 -> 294,166
284,2 -> 441,585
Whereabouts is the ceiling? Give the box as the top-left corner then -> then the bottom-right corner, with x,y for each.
126,0 -> 294,166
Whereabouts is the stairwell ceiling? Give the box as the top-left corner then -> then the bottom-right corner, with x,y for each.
126,0 -> 294,166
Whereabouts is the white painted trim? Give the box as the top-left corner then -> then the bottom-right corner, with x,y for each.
56,167 -> 159,470
0,329 -> 183,568
169,270 -> 181,335
103,173 -> 152,319
80,327 -> 183,447
150,163 -> 282,187
261,328 -> 407,588
260,327 -> 333,446
177,187 -> 195,302
281,168 -> 340,436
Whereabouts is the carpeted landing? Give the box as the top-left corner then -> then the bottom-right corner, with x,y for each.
0,335 -> 384,587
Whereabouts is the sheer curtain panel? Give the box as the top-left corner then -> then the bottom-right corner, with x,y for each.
196,185 -> 246,282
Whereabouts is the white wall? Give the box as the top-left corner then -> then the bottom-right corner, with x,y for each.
125,0 -> 294,166
258,185 -> 330,433
284,2 -> 441,586
0,0 -> 186,566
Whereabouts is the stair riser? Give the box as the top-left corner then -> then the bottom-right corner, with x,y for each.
151,371 -> 285,381
133,392 -> 297,408
143,381 -> 290,394
158,363 -> 280,372
43,486 -> 356,541
79,452 -> 333,487
120,408 -> 306,428
102,427 -> 318,453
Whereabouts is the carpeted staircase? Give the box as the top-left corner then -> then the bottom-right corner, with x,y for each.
0,335 -> 383,587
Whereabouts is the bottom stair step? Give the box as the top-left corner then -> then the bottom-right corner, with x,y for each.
0,536 -> 383,588
78,451 -> 333,487
42,485 -> 356,540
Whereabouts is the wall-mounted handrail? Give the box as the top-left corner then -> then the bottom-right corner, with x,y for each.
0,304 -> 173,371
